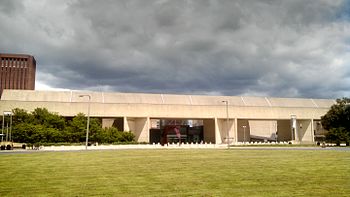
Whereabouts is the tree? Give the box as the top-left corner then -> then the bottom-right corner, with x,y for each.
12,108 -> 34,124
11,108 -> 134,144
321,98 -> 350,143
65,113 -> 102,143
12,108 -> 66,143
32,108 -> 66,130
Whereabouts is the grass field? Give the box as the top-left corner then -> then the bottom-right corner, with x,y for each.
0,149 -> 349,196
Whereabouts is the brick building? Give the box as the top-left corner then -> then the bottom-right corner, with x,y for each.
0,53 -> 36,97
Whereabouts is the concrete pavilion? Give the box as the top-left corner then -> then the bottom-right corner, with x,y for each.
0,90 -> 334,144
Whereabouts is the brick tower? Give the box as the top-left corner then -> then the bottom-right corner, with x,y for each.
0,53 -> 36,97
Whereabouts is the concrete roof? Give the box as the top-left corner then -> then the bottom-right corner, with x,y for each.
1,89 -> 335,108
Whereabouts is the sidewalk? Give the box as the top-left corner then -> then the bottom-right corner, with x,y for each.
38,142 -> 225,151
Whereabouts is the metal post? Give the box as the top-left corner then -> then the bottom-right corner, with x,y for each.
222,101 -> 229,148
2,111 -> 12,143
1,114 -> 4,143
6,122 -> 8,142
9,114 -> 12,142
79,95 -> 91,150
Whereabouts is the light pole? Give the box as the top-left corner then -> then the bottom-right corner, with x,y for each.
79,95 -> 91,150
2,111 -> 12,143
242,125 -> 246,143
1,113 -> 4,143
222,101 -> 229,148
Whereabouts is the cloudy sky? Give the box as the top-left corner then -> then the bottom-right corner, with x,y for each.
1,0 -> 350,98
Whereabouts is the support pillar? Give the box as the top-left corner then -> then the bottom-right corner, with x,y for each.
215,118 -> 222,144
291,115 -> 297,142
311,119 -> 315,143
215,118 -> 234,144
102,118 -> 115,128
123,117 -> 130,131
234,118 -> 238,144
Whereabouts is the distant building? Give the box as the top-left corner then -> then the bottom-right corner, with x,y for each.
0,53 -> 36,97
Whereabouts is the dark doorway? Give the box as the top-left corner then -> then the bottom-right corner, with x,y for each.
149,119 -> 203,145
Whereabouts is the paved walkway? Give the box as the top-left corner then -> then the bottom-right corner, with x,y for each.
0,143 -> 349,154
38,143 -> 222,151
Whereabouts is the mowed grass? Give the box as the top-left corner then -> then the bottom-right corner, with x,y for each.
0,149 -> 349,197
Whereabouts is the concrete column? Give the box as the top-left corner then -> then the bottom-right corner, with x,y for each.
123,117 -> 130,131
135,117 -> 150,143
234,118 -> 238,143
215,118 -> 234,144
311,119 -> 315,143
291,117 -> 297,141
215,118 -> 222,144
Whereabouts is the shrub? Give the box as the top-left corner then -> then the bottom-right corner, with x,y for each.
325,127 -> 350,144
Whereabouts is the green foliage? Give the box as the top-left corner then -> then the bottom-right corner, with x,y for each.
10,108 -> 135,144
321,97 -> 350,143
65,113 -> 103,143
65,113 -> 89,142
12,108 -> 34,124
121,131 -> 135,142
91,127 -> 135,144
32,108 -> 66,130
325,127 -> 350,144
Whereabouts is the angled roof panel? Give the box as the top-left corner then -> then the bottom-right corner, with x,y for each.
190,95 -> 244,106
241,96 -> 270,107
268,98 -> 315,108
1,90 -> 335,108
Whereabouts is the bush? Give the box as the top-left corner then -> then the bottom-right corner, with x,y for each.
10,108 -> 135,144
325,127 -> 350,144
91,127 -> 135,143
120,131 -> 135,142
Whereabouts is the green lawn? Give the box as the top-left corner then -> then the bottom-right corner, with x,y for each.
0,149 -> 349,196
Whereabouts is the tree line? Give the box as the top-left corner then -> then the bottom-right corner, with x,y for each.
321,97 -> 350,145
5,108 -> 134,144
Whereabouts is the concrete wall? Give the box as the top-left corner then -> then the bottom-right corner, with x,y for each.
102,118 -> 115,128
297,119 -> 313,143
248,120 -> 277,141
124,117 -> 135,132
0,100 -> 330,120
124,117 -> 149,143
215,118 -> 234,144
135,117 -> 150,143
237,119 -> 250,142
277,120 -> 291,141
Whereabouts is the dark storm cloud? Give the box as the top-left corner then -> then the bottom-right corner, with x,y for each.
0,0 -> 349,98
0,0 -> 24,16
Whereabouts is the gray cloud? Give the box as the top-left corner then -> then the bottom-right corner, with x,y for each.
0,0 -> 349,98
